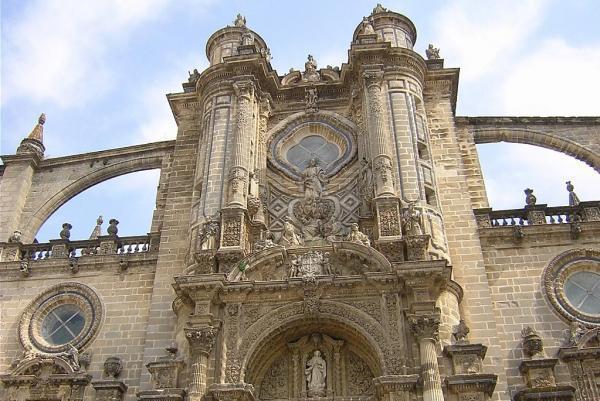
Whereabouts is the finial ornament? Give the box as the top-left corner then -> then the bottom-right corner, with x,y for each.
426,44 -> 440,60
521,326 -> 544,358
234,13 -> 246,27
89,215 -> 103,239
27,113 -> 46,142
452,319 -> 470,344
524,188 -> 537,206
60,223 -> 73,240
566,181 -> 580,206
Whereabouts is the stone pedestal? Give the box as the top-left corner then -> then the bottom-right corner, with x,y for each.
50,239 -> 70,258
92,380 -> 127,401
513,359 -> 575,401
205,383 -> 256,401
98,235 -> 118,255
443,343 -> 497,401
373,375 -> 419,401
525,205 -> 547,225
405,234 -> 430,261
140,357 -> 185,401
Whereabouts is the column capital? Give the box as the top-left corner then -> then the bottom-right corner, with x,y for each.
408,310 -> 441,341
362,65 -> 385,87
232,80 -> 255,99
185,325 -> 220,355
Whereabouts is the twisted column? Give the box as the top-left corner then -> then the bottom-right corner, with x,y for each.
227,80 -> 255,207
363,68 -> 395,196
185,326 -> 219,401
408,311 -> 443,401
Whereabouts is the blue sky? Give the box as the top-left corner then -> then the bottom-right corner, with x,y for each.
1,0 -> 599,242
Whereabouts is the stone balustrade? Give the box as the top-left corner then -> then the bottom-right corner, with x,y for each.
474,201 -> 600,229
0,233 -> 160,263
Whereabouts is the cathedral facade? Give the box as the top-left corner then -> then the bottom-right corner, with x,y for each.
1,5 -> 599,401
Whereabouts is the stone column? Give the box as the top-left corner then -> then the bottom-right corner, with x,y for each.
227,80 -> 255,208
252,97 -> 271,226
185,325 -> 219,401
363,67 -> 395,197
408,309 -> 443,401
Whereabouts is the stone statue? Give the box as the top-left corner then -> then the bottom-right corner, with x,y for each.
199,215 -> 220,250
305,350 -> 326,397
345,223 -> 371,247
241,30 -> 254,46
372,3 -> 387,14
254,230 -> 277,252
302,158 -> 328,199
524,188 -> 537,206
359,157 -> 374,210
566,181 -> 580,206
61,343 -> 81,372
234,14 -> 246,27
426,44 -> 440,60
402,201 -> 422,235
453,320 -> 470,344
60,223 -> 72,240
289,254 -> 300,277
361,17 -> 375,35
8,230 -> 22,243
566,321 -> 587,345
303,55 -> 320,82
280,217 -> 302,246
188,69 -> 200,83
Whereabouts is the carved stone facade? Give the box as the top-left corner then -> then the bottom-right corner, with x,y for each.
1,5 -> 599,401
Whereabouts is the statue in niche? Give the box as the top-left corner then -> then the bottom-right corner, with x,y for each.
345,223 -> 371,247
198,214 -> 220,250
279,217 -> 302,246
402,201 -> 422,236
303,158 -> 328,199
305,350 -> 327,397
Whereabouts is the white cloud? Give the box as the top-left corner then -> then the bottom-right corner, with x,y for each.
433,0 -> 547,81
136,54 -> 206,143
2,0 -> 181,107
501,39 -> 600,116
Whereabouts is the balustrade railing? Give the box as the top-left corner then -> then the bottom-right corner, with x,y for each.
0,233 -> 159,263
474,201 -> 600,229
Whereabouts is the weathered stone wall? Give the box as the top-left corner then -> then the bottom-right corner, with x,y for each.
0,256 -> 158,401
478,223 -> 600,398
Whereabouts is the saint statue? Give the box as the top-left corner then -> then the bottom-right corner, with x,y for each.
345,223 -> 371,247
402,201 -> 422,236
280,217 -> 302,246
302,158 -> 328,200
305,350 -> 326,397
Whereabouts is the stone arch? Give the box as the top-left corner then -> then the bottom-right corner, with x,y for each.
22,155 -> 165,241
472,127 -> 600,172
235,300 -> 391,383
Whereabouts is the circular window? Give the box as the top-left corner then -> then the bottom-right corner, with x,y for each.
543,249 -> 600,325
41,304 -> 86,345
19,282 -> 103,353
287,135 -> 340,172
563,271 -> 600,316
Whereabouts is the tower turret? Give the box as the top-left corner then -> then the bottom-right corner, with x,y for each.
205,14 -> 270,66
352,3 -> 417,49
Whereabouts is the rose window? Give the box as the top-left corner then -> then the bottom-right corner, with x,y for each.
564,271 -> 600,316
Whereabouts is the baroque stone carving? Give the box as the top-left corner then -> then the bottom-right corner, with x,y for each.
426,44 -> 441,60
289,251 -> 332,278
402,201 -> 423,236
346,351 -> 374,395
104,356 -> 123,378
521,327 -> 544,358
453,320 -> 470,344
524,188 -> 537,206
378,204 -> 401,237
305,87 -> 318,112
345,223 -> 371,247
566,181 -> 581,206
234,13 -> 246,27
185,326 -> 219,355
408,313 -> 441,340
59,222 -> 72,240
305,350 -> 327,397
199,214 -> 221,250
303,54 -> 320,82
259,355 -> 288,399
222,217 -> 242,247
279,217 -> 302,246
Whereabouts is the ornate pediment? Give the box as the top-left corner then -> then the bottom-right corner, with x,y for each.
227,241 -> 391,282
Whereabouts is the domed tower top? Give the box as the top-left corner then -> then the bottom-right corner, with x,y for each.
352,4 -> 417,50
205,14 -> 270,66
